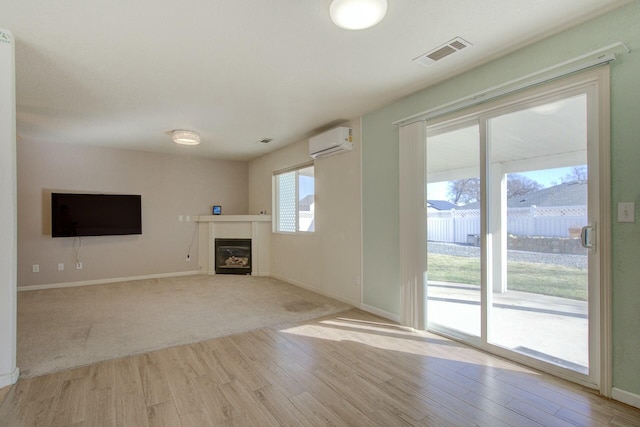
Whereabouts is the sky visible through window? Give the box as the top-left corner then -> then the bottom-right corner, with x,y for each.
427,166 -> 579,203
299,175 -> 314,199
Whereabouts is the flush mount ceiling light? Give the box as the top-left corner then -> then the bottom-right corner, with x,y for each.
330,0 -> 387,30
171,129 -> 201,146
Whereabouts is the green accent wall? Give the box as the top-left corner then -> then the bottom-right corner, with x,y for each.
362,1 -> 640,395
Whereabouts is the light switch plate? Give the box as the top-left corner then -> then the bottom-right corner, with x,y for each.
618,202 -> 635,223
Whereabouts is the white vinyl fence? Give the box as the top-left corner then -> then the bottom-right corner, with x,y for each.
427,205 -> 586,243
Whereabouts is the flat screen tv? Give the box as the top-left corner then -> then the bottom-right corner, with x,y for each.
51,193 -> 142,237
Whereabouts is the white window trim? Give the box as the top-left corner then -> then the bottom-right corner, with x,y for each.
273,162 -> 314,234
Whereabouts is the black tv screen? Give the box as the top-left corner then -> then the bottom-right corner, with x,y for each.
51,193 -> 142,237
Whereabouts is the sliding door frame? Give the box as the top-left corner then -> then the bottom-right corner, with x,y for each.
407,67 -> 611,393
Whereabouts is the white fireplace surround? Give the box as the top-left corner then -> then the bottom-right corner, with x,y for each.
195,215 -> 271,276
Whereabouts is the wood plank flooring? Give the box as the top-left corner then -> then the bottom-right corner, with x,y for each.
1,308 -> 640,426
0,386 -> 9,409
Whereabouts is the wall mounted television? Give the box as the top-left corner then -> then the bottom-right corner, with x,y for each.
51,193 -> 142,237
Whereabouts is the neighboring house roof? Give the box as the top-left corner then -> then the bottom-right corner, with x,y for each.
458,181 -> 587,209
299,194 -> 314,211
427,200 -> 458,211
508,181 -> 587,207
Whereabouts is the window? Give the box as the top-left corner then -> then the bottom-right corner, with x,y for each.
417,68 -> 609,388
274,164 -> 315,233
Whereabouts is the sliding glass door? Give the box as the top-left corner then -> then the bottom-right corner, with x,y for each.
485,94 -> 591,375
426,122 -> 481,340
425,71 -> 605,387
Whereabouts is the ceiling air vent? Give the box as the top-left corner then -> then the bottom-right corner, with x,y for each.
413,37 -> 472,67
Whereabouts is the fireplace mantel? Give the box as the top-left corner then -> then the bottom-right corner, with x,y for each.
195,215 -> 271,223
195,215 -> 271,276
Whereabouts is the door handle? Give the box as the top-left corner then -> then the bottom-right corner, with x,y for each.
581,225 -> 596,250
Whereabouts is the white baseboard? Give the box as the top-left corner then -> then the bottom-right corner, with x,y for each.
359,303 -> 401,323
0,367 -> 19,388
612,387 -> 640,409
18,271 -> 200,292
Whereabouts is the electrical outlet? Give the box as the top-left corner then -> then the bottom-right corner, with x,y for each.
618,202 -> 635,223
186,215 -> 191,222
32,264 -> 39,273
186,255 -> 191,262
178,215 -> 183,222
58,263 -> 64,271
76,262 -> 83,270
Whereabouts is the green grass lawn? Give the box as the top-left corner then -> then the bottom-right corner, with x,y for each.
427,253 -> 588,301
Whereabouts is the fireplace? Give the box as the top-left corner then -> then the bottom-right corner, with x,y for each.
214,238 -> 252,275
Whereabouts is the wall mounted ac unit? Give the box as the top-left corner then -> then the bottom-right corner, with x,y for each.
309,126 -> 352,159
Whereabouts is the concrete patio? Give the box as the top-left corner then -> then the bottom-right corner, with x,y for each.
427,281 -> 588,373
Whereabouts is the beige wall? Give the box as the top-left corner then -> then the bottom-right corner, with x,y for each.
17,140 -> 248,287
249,119 -> 362,306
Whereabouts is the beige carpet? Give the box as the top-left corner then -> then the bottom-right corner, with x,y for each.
17,275 -> 351,378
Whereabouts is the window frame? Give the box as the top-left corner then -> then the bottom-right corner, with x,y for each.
415,67 -> 610,392
273,161 -> 315,234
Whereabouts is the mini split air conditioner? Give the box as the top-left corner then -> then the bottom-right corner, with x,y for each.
309,126 -> 353,159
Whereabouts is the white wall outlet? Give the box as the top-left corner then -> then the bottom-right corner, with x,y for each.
186,255 -> 191,262
178,215 -> 183,222
186,215 -> 191,222
618,202 -> 635,223
76,261 -> 83,270
32,264 -> 39,273
58,263 -> 64,271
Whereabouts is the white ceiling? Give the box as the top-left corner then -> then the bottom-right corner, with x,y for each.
3,0 -> 629,161
426,95 -> 588,182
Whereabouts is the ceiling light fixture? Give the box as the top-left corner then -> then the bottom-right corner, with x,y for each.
330,0 -> 387,30
171,129 -> 201,146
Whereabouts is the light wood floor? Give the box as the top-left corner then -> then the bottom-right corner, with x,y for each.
0,386 -> 9,409
1,309 -> 639,427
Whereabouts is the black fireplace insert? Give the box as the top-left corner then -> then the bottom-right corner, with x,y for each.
214,238 -> 252,275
